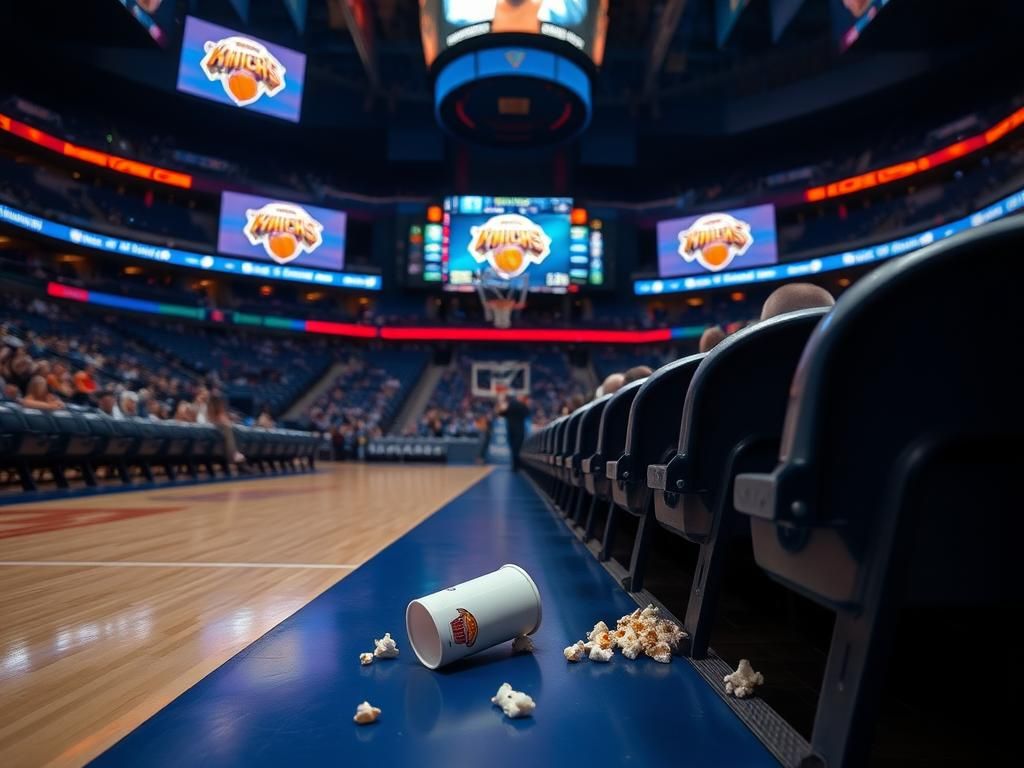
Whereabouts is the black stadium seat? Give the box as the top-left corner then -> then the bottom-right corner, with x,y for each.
733,218 -> 1024,767
646,308 -> 830,656
566,396 -> 609,528
580,379 -> 644,562
605,354 -> 704,591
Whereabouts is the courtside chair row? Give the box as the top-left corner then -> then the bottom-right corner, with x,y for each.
0,403 -> 318,493
521,217 -> 1022,768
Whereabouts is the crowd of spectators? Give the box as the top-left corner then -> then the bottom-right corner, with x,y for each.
307,349 -> 429,459
1,297 -> 277,437
415,350 -> 587,438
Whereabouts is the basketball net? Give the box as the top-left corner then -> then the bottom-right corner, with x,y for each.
474,268 -> 528,329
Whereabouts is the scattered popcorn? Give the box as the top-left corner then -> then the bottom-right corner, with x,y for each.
512,635 -> 535,653
491,682 -> 536,719
353,700 -> 381,724
563,641 -> 586,662
645,641 -> 673,664
359,652 -> 374,666
573,604 -> 687,665
724,659 -> 764,698
373,632 -> 399,659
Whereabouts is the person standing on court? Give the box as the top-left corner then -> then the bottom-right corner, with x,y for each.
497,393 -> 530,472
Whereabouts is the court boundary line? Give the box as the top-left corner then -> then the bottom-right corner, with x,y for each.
0,560 -> 359,569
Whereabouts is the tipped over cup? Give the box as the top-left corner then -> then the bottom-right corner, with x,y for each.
406,564 -> 542,669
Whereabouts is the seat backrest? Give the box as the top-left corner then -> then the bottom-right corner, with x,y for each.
623,354 -> 705,471
675,309 -> 828,499
735,216 -> 1024,606
548,415 -> 568,458
559,407 -> 586,463
595,379 -> 645,464
576,394 -> 611,459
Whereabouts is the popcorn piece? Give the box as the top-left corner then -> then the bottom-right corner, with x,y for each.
373,632 -> 399,659
588,644 -> 614,662
656,619 -> 687,651
491,682 -> 536,719
512,635 -> 535,653
359,652 -> 374,666
563,641 -> 586,662
640,604 -> 660,621
724,659 -> 764,698
613,627 -> 642,659
353,700 -> 381,724
645,641 -> 673,664
586,621 -> 609,641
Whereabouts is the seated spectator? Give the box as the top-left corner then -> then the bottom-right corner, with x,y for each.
174,400 -> 197,422
256,404 -> 275,428
21,375 -> 64,410
699,325 -> 727,353
73,363 -> 98,404
46,362 -> 74,399
118,391 -> 139,419
97,391 -> 117,417
760,283 -> 836,321
595,372 -> 625,398
623,365 -> 653,384
209,395 -> 245,464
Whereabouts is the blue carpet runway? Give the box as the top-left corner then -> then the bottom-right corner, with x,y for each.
91,469 -> 777,767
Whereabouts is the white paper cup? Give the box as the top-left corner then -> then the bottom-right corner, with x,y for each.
405,563 -> 542,669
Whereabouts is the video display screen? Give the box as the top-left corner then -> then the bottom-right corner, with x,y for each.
217,191 -> 347,271
115,0 -> 176,46
419,0 -> 609,66
176,16 -> 307,122
831,0 -> 891,51
657,203 -> 778,279
428,195 -> 603,293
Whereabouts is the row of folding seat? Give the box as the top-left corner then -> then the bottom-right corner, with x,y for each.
0,402 -> 318,492
522,218 -> 1021,768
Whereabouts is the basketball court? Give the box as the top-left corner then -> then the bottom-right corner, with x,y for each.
0,465 -> 489,767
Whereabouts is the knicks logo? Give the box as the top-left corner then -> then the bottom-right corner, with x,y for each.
200,36 -> 286,107
449,608 -> 479,647
243,203 -> 324,264
677,213 -> 753,272
467,214 -> 551,279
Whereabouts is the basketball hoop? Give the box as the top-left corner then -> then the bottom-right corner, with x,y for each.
474,267 -> 528,329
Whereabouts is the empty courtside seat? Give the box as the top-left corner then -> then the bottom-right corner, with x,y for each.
580,379 -> 644,560
645,308 -> 829,654
604,354 -> 704,590
565,397 -> 609,526
553,407 -> 588,514
733,219 -> 1023,767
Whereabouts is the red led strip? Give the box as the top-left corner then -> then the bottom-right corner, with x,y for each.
0,112 -> 193,189
805,105 -> 1024,202
380,326 -> 673,343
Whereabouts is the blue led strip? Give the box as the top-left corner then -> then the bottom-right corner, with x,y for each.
635,186 -> 1024,296
0,204 -> 381,291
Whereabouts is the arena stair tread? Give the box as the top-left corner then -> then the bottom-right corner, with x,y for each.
89,468 -> 779,767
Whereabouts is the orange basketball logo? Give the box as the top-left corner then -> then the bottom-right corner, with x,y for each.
226,71 -> 259,104
467,213 -> 551,279
243,203 -> 324,264
677,213 -> 753,273
200,36 -> 287,107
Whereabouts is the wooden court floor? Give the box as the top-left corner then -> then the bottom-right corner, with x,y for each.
0,463 -> 490,768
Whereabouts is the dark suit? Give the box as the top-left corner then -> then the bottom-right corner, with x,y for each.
502,399 -> 529,471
